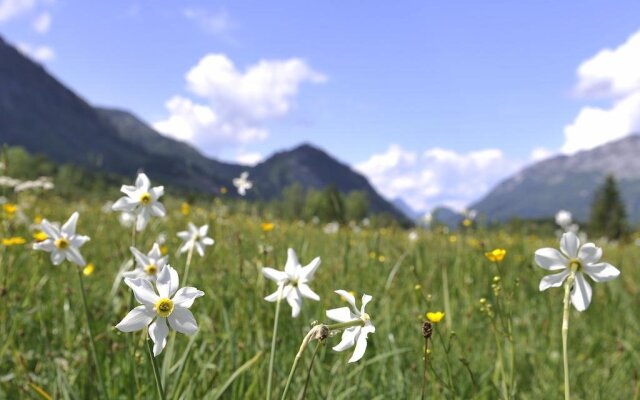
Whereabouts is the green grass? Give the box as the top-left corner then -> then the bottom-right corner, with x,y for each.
1,194 -> 639,399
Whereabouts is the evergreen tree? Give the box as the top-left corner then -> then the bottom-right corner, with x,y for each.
589,174 -> 628,240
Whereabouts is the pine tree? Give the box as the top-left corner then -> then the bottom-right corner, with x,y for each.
589,174 -> 628,240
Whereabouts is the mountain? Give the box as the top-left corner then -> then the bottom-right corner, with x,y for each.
0,36 -> 403,219
431,206 -> 464,229
470,135 -> 640,222
392,198 -> 422,220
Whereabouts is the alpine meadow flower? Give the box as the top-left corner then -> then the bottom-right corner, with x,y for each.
33,212 -> 90,267
232,171 -> 253,196
112,173 -> 165,231
485,248 -> 506,263
124,243 -> 168,281
177,223 -> 215,257
115,265 -> 204,356
535,231 -> 620,311
262,248 -> 321,318
326,290 -> 376,363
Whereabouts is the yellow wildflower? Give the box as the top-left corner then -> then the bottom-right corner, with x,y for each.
426,311 -> 445,323
34,215 -> 43,224
3,203 -> 17,216
378,255 -> 385,262
414,284 -> 422,290
462,218 -> 472,227
448,235 -> 457,244
2,237 -> 26,246
160,245 -> 169,255
181,202 -> 190,216
220,186 -> 228,195
261,222 -> 275,232
33,231 -> 48,242
485,248 -> 507,263
83,263 -> 95,276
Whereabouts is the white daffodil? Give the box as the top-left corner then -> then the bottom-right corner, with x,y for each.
326,290 -> 376,363
112,173 -> 165,231
115,265 -> 204,356
232,171 -> 253,196
262,248 -> 321,318
535,231 -> 620,311
177,223 -> 215,257
33,212 -> 90,267
124,243 -> 168,281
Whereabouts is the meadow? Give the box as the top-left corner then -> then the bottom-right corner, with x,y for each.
1,189 -> 639,399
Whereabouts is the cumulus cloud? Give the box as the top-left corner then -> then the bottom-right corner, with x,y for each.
235,151 -> 263,166
530,147 -> 555,162
355,144 -> 521,212
0,0 -> 36,23
563,30 -> 640,154
32,11 -> 50,33
154,54 -> 325,156
183,8 -> 233,36
17,42 -> 54,62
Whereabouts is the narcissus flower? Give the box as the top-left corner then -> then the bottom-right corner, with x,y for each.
115,265 -> 204,356
232,172 -> 253,196
326,290 -> 376,363
535,232 -> 620,311
262,248 -> 321,318
177,223 -> 215,257
426,311 -> 445,323
112,173 -> 165,231
33,212 -> 90,266
485,248 -> 506,263
124,243 -> 168,281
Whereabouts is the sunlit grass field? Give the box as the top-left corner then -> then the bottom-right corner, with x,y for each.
1,194 -> 639,399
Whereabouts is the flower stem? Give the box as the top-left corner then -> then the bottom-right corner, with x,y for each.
562,272 -> 576,400
421,337 -> 430,400
281,325 -> 324,400
300,341 -> 322,400
76,268 -> 108,399
182,240 -> 195,286
266,288 -> 283,400
325,319 -> 365,331
146,337 -> 166,400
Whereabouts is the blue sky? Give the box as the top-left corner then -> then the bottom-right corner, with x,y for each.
2,1 -> 640,212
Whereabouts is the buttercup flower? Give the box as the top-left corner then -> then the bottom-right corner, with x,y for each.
262,248 -> 321,317
116,265 -> 204,356
33,212 -> 90,267
326,290 -> 376,363
177,223 -> 215,257
426,311 -> 445,323
124,243 -> 168,281
535,231 -> 620,311
232,172 -> 253,196
112,173 -> 165,231
485,248 -> 506,263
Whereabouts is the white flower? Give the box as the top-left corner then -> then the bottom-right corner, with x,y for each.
326,290 -> 376,363
323,221 -> 339,234
535,231 -> 620,311
124,243 -> 168,281
232,171 -> 253,196
115,265 -> 204,356
112,173 -> 165,231
33,212 -> 90,267
177,223 -> 215,257
555,210 -> 572,228
262,248 -> 320,318
408,230 -> 419,242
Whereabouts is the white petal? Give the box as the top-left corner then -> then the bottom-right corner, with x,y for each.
156,265 -> 178,298
284,248 -> 300,276
168,307 -> 198,335
326,307 -> 353,323
120,184 -> 137,197
201,237 -> 214,246
539,270 -> 570,291
130,246 -> 149,268
112,196 -> 137,212
262,268 -> 288,283
125,278 -> 159,306
286,288 -> 302,318
61,212 -> 79,236
199,225 -> 209,237
298,283 -> 320,301
578,243 -> 602,265
172,287 -> 204,308
571,273 -> 592,312
150,186 -> 164,200
332,327 -> 358,352
149,243 -> 162,259
51,250 -> 65,265
560,232 -> 580,259
39,219 -> 60,239
360,294 -> 372,314
177,231 -> 191,241
195,242 -> 204,257
178,241 -> 192,254
299,257 -> 321,280
115,305 -> 154,332
70,235 -> 90,248
149,318 -> 168,356
33,240 -> 55,252
65,247 -> 86,267
349,332 -> 369,363
264,290 -> 281,302
583,262 -> 620,282
534,248 -> 568,271
150,202 -> 165,217
334,290 -> 357,312
136,173 -> 150,191
136,211 -> 149,232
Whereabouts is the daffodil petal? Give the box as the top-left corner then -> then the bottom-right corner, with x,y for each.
332,327 -> 358,352
300,257 -> 321,280
39,220 -> 60,239
65,247 -> 86,267
286,288 -> 302,318
298,283 -> 320,301
560,232 -> 580,259
360,294 -> 372,314
284,248 -> 300,276
195,242 -> 204,257
264,290 -> 281,302
168,307 -> 198,335
172,287 -> 204,308
583,262 -> 620,282
33,240 -> 55,251
115,305 -> 154,332
51,251 -> 65,265
534,248 -> 568,271
61,212 -> 79,236
348,332 -> 368,363
130,246 -> 149,268
202,237 -> 214,246
149,243 -> 162,259
125,278 -> 159,306
112,196 -> 137,212
571,273 -> 592,312
136,173 -> 150,191
326,307 -> 353,323
334,290 -> 357,311
157,266 -> 179,298
150,185 -> 164,200
150,202 -> 165,218
262,268 -> 288,283
177,231 -> 190,241
71,235 -> 90,248
149,318 -> 168,357
539,270 -> 570,291
578,243 -> 602,264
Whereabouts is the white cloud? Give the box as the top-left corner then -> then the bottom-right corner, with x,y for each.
0,0 -> 36,23
183,8 -> 233,36
235,151 -> 263,166
17,42 -> 54,62
563,29 -> 640,154
530,147 -> 555,162
575,30 -> 640,98
32,11 -> 50,33
154,54 -> 325,156
355,144 -> 521,212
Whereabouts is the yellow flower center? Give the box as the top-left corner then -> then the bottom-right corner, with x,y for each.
139,192 -> 152,205
154,298 -> 174,318
361,313 -> 371,322
569,258 -> 582,272
145,264 -> 158,275
55,238 -> 69,249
